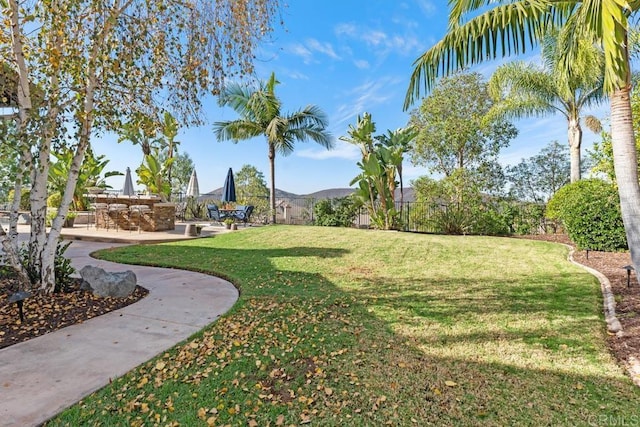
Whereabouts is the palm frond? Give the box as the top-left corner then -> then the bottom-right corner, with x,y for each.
574,0 -> 629,91
406,1 -> 560,109
584,114 -> 603,133
213,119 -> 263,142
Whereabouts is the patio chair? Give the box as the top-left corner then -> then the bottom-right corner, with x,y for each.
234,205 -> 254,226
207,203 -> 227,225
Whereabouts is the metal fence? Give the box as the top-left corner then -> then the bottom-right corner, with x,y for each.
269,197 -> 548,235
272,198 -> 444,232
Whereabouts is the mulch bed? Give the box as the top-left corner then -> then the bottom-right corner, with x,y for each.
0,275 -> 148,350
0,235 -> 638,382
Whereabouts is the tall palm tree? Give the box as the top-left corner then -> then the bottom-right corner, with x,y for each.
488,30 -> 605,182
405,1 -> 640,275
214,72 -> 333,223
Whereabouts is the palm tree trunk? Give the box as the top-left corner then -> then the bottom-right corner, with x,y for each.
268,143 -> 276,224
610,87 -> 640,274
568,118 -> 582,182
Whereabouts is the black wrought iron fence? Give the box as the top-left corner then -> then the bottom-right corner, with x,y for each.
271,197 -> 546,235
167,191 -> 547,235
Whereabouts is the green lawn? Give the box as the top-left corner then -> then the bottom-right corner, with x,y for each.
49,226 -> 640,426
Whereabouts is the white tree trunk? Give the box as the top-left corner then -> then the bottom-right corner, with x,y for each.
3,0 -> 35,289
610,88 -> 640,274
568,117 -> 582,182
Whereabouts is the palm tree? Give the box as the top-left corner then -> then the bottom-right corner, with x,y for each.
214,72 -> 333,223
405,1 -> 640,275
488,30 -> 605,182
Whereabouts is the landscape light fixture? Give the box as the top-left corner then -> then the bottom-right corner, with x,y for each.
8,290 -> 31,322
622,265 -> 635,288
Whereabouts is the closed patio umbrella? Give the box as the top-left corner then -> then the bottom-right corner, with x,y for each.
221,167 -> 236,203
122,167 -> 135,196
186,169 -> 200,198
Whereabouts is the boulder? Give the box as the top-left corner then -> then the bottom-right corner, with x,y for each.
80,265 -> 137,298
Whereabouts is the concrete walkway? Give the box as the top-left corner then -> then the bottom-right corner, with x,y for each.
0,234 -> 239,426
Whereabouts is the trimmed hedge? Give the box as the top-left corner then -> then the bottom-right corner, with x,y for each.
546,179 -> 627,251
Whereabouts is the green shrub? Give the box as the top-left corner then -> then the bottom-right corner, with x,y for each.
313,197 -> 358,227
47,192 -> 62,208
498,201 -> 546,235
429,204 -> 472,234
7,188 -> 30,210
19,240 -> 76,292
471,203 -> 511,235
546,179 -> 627,251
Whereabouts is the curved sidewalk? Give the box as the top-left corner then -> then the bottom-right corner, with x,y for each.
0,240 -> 239,427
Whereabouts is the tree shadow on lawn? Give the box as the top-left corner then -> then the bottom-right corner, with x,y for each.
80,243 -> 640,426
353,273 -> 600,322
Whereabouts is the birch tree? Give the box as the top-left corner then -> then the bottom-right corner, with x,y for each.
1,0 -> 282,293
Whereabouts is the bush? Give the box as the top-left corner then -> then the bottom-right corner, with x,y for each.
313,197 -> 358,227
546,179 -> 627,251
47,192 -> 62,208
470,203 -> 511,236
19,240 -> 76,292
7,188 -> 30,210
498,201 -> 546,235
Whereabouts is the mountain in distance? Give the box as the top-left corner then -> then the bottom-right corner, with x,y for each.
200,187 -> 415,202
200,187 -> 298,200
302,187 -> 415,202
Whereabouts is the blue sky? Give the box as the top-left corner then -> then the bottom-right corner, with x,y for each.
97,1 -> 608,195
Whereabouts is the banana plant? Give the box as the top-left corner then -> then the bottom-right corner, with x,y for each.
48,148 -> 121,210
136,149 -> 174,202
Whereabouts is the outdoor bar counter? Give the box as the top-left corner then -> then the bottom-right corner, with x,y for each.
88,194 -> 176,232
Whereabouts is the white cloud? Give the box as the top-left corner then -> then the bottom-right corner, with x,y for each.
287,39 -> 340,64
361,30 -> 388,47
289,43 -> 314,64
334,23 -> 426,59
353,59 -> 370,69
416,0 -> 437,15
335,22 -> 357,37
331,77 -> 402,128
284,70 -> 309,80
306,38 -> 340,60
297,140 -> 361,161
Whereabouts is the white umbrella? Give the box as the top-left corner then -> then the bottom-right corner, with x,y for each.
186,169 -> 200,198
122,167 -> 135,196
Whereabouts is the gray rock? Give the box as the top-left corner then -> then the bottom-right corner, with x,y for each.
80,265 -> 137,298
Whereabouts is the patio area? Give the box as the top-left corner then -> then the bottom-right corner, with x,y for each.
58,221 -> 237,244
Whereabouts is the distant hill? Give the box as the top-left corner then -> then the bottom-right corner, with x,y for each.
200,187 -> 415,202
199,187 -> 298,201
304,188 -> 355,199
304,187 -> 416,202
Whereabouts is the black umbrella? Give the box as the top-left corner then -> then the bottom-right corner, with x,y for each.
221,167 -> 236,203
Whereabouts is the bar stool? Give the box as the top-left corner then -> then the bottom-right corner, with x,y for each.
108,203 -> 128,231
129,204 -> 151,232
89,203 -> 107,229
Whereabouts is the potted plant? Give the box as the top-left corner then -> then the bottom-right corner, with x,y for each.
63,211 -> 77,228
223,217 -> 234,230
